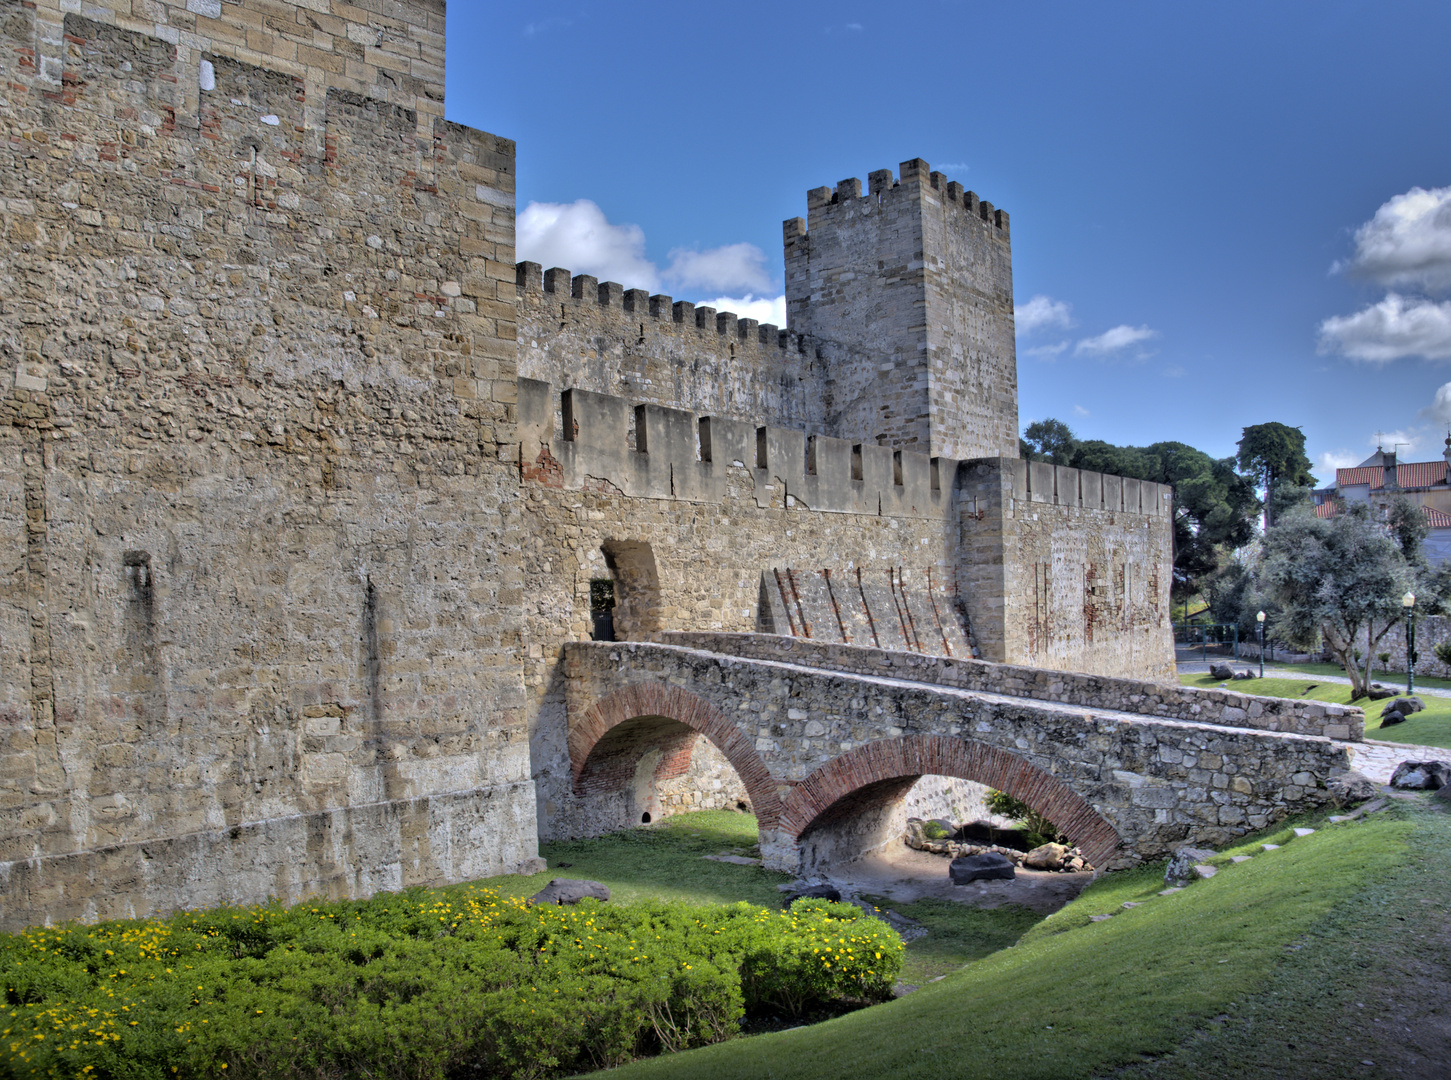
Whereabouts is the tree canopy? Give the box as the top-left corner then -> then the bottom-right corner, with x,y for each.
1020,419 -> 1078,465
1236,422 -> 1315,527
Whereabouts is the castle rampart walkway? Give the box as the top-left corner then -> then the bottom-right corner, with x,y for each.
562,638 -> 1355,872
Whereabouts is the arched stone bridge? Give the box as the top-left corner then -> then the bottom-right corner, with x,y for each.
561,636 -> 1358,872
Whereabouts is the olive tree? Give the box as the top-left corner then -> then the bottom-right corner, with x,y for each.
1260,501 -> 1412,699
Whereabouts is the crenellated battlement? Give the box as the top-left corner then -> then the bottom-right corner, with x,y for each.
519,376 -> 957,520
800,158 -> 1009,235
516,262 -> 806,354
519,378 -> 1169,523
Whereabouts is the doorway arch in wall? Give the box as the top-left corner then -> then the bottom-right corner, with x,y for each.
600,540 -> 663,641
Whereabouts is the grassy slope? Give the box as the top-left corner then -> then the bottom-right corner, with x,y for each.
1179,672 -> 1451,748
585,805 -> 1436,1080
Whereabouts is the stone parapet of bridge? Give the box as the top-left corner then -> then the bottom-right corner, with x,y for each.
562,640 -> 1353,874
663,633 -> 1363,742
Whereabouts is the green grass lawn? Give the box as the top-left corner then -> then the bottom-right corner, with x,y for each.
583,799 -> 1448,1080
1265,659 -> 1451,691
1179,672 -> 1451,748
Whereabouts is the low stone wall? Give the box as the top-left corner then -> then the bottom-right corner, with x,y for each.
663,633 -> 1363,741
0,784 -> 544,933
1374,617 -> 1451,681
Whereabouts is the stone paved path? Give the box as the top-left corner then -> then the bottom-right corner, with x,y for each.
1341,738 -> 1451,783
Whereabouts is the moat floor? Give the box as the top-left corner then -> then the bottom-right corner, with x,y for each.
827,844 -> 1094,914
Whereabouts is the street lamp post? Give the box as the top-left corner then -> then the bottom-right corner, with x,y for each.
1257,610 -> 1266,679
1403,591 -> 1416,695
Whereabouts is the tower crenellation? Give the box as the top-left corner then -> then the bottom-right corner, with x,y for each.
785,158 -> 1018,460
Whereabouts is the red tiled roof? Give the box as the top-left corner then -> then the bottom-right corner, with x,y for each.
1314,502 -> 1338,518
1424,505 -> 1451,529
1336,461 -> 1449,491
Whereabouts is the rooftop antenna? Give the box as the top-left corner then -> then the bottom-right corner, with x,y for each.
1374,431 -> 1385,451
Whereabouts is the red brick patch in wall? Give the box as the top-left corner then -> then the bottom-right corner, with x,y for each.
778,734 -> 1122,869
569,682 -> 783,827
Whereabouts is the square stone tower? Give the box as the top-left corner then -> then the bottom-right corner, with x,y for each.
784,159 -> 1018,460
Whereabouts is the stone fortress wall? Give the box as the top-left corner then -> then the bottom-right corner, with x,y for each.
0,0 -> 540,932
0,0 -> 1180,930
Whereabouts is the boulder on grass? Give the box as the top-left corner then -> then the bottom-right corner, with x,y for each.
1327,770 -> 1379,805
1209,663 -> 1235,680
1367,687 -> 1396,700
529,879 -> 610,906
1390,760 -> 1451,790
950,852 -> 1016,884
1380,708 -> 1407,726
1232,670 -> 1255,680
1381,696 -> 1424,721
1165,846 -> 1218,886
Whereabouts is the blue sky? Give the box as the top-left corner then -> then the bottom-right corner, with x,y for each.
445,1 -> 1451,478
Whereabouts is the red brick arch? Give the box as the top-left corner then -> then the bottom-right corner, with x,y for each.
778,735 -> 1122,869
569,682 -> 783,827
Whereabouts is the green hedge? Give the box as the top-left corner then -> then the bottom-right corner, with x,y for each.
1,887 -> 902,1079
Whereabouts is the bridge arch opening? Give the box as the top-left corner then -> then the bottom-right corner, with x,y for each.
779,735 -> 1121,874
573,714 -> 752,832
568,683 -> 784,838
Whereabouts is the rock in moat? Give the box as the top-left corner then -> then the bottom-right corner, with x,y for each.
950,852 -> 1016,884
780,884 -> 842,908
529,879 -> 610,906
1165,846 -> 1218,886
1327,770 -> 1379,805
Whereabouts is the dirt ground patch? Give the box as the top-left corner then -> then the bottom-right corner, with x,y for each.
827,842 -> 1095,915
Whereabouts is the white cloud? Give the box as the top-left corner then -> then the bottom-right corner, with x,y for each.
1075,324 -> 1158,356
1421,382 -> 1451,424
1337,185 -> 1451,293
1162,364 -> 1186,378
698,295 -> 788,327
1024,340 -> 1069,359
517,201 -> 784,314
1072,404 -> 1090,417
1317,294 -> 1451,362
665,243 -> 774,296
1377,429 -> 1422,453
1317,449 -> 1361,473
517,200 -> 659,291
1014,294 -> 1073,336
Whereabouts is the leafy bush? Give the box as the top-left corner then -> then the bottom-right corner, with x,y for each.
921,821 -> 951,841
0,887 -> 901,1079
986,789 -> 1065,847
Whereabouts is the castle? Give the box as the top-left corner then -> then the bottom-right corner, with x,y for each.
0,0 -> 1174,929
